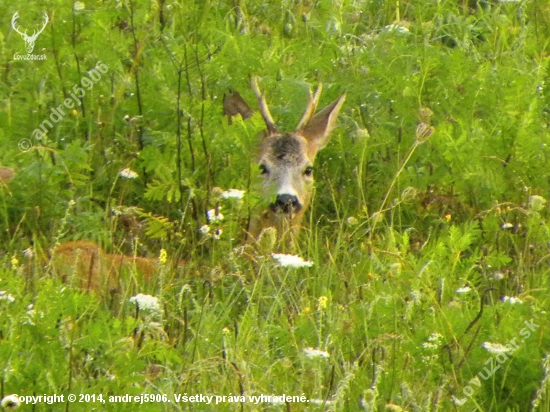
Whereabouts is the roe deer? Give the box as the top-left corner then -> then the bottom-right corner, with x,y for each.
50,241 -> 159,293
248,77 -> 345,247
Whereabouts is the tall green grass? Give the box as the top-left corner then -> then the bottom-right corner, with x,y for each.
1,0 -> 550,410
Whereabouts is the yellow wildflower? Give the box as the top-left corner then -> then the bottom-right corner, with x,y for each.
158,248 -> 167,265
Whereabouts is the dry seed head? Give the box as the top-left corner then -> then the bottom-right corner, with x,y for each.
415,122 -> 434,143
418,107 -> 433,123
256,227 -> 277,254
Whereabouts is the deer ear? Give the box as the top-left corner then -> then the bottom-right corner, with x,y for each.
298,94 -> 346,151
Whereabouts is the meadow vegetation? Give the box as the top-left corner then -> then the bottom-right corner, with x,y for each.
1,0 -> 550,410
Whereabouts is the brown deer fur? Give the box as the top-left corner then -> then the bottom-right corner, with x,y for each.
51,241 -> 158,293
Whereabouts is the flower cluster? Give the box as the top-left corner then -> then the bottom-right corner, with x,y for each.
302,348 -> 330,359
129,293 -> 161,313
271,253 -> 313,268
119,168 -> 138,179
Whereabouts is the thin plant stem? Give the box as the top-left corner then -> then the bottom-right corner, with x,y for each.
368,140 -> 420,242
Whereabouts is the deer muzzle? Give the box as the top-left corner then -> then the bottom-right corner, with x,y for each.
271,194 -> 302,214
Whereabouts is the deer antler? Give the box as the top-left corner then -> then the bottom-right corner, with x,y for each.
11,12 -> 27,37
29,13 -> 49,41
11,12 -> 48,41
296,83 -> 322,131
251,76 -> 277,135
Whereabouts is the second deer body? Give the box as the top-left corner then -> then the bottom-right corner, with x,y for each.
51,241 -> 158,293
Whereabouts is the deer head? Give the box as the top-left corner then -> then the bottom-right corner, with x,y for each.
249,77 -> 346,247
11,11 -> 49,54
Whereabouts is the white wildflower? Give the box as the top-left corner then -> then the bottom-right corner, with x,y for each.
428,332 -> 443,343
206,208 -> 224,222
384,24 -> 410,34
422,342 -> 439,350
0,291 -> 15,302
529,195 -> 546,212
502,296 -> 523,304
456,286 -> 471,293
119,168 -> 138,179
501,223 -> 514,229
221,189 -> 245,199
482,341 -> 511,355
23,247 -> 34,259
422,332 -> 443,349
302,347 -> 330,359
1,394 -> 20,410
212,229 -> 222,240
199,225 -> 210,235
129,293 -> 161,312
24,304 -> 37,326
423,332 -> 443,349
271,253 -> 314,268
492,272 -> 505,280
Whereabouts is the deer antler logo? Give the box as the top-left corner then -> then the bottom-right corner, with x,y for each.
11,11 -> 49,54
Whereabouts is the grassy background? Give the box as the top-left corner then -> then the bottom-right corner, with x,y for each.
1,0 -> 550,410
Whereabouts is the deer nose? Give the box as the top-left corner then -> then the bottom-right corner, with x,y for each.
273,194 -> 302,213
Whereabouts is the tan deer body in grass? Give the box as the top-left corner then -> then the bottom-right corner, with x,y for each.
0,169 -> 153,293
3,170 -> 169,293
51,241 -> 158,293
248,78 -> 346,247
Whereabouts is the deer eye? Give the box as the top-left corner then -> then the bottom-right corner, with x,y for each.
259,164 -> 269,175
304,166 -> 313,177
